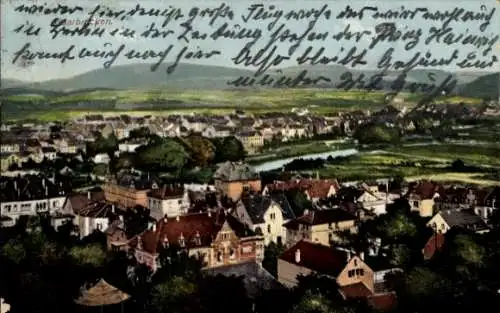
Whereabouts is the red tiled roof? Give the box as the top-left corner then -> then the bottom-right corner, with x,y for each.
266,179 -> 340,196
70,192 -> 105,213
407,181 -> 442,200
283,209 -> 356,229
340,282 -> 373,299
422,233 -> 445,260
368,292 -> 398,311
279,240 -> 348,277
305,180 -> 340,199
136,209 -> 256,254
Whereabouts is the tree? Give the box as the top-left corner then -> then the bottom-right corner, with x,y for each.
447,234 -> 486,276
2,237 -> 26,264
404,267 -> 447,299
353,125 -> 401,145
451,159 -> 465,171
113,153 -> 134,171
290,291 -> 334,313
92,163 -> 109,176
378,212 -> 417,242
214,136 -> 246,162
86,134 -> 118,158
182,135 -> 216,167
150,276 -> 197,313
129,127 -> 151,139
198,275 -> 251,313
295,275 -> 342,302
135,138 -> 190,172
127,263 -> 154,312
262,241 -> 286,277
69,244 -> 106,267
286,188 -> 313,217
387,244 -> 413,267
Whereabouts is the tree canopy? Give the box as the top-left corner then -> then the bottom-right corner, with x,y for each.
135,138 -> 191,172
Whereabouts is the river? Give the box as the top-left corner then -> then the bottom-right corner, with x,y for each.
254,148 -> 359,172
253,139 -> 495,172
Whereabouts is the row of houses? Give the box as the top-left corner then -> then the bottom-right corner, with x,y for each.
1,170 -> 498,311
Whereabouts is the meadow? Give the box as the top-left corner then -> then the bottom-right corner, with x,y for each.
3,88 -> 482,121
312,144 -> 499,185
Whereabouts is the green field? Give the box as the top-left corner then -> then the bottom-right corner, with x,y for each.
311,144 -> 500,185
386,144 -> 500,167
3,88 -> 483,121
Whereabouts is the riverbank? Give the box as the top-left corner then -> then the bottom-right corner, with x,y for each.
250,142 -> 500,186
248,139 -> 356,164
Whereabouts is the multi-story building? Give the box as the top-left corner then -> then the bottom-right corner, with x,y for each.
0,175 -> 68,223
283,209 -> 357,247
213,162 -> 261,202
235,131 -> 264,155
132,209 -> 265,272
148,185 -> 190,220
103,175 -> 159,209
235,193 -> 296,245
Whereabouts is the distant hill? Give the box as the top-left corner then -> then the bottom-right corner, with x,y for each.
13,63 -> 254,92
1,79 -> 26,89
457,73 -> 499,100
0,63 -> 496,99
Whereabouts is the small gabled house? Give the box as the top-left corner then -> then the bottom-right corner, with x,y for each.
277,240 -> 350,288
304,179 -> 341,203
283,209 -> 357,247
361,254 -> 403,294
426,208 -> 490,234
406,181 -> 442,217
235,193 -> 296,245
355,186 -> 396,216
72,200 -> 120,239
278,240 -> 399,311
474,186 -> 499,223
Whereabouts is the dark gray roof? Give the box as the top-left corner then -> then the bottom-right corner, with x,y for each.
214,162 -> 259,181
202,261 -> 283,299
0,175 -> 66,202
440,209 -> 489,231
241,194 -> 296,224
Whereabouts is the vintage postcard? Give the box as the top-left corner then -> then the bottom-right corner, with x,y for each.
0,0 -> 499,312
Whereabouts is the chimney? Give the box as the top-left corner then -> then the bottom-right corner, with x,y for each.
137,237 -> 142,249
347,250 -> 352,260
87,191 -> 91,200
111,204 -> 115,214
152,223 -> 156,232
360,252 -> 365,260
295,249 -> 301,263
119,215 -> 124,222
176,215 -> 180,222
163,217 -> 168,223
208,210 -> 212,217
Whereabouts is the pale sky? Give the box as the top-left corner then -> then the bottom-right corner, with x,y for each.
1,0 -> 499,82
